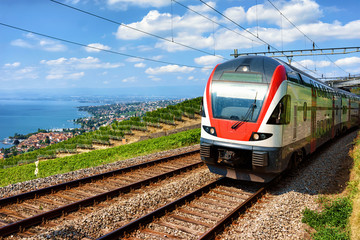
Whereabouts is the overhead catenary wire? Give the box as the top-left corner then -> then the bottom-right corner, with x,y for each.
267,0 -> 349,75
198,0 -> 322,78
0,22 -> 210,70
172,0 -> 263,46
50,0 -> 228,61
198,0 -> 277,51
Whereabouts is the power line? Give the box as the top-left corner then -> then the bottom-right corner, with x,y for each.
267,0 -> 349,75
199,0 -> 277,51
198,0 -> 322,78
50,0 -> 228,61
266,0 -> 312,43
172,0 -> 263,45
0,22 -> 210,69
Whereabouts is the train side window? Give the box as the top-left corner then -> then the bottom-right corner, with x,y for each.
297,73 -> 305,85
303,102 -> 307,121
287,71 -> 301,84
267,95 -> 291,125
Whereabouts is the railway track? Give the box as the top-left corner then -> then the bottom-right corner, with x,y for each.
0,150 -> 202,238
98,176 -> 280,240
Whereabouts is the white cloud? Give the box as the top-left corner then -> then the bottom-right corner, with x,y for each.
155,32 -> 214,52
107,0 -> 169,9
148,75 -> 161,81
187,1 -> 216,13
41,57 -> 123,69
11,33 -> 67,52
223,6 -> 246,24
152,55 -> 164,61
85,43 -> 111,53
335,57 -> 360,67
40,57 -> 123,81
116,10 -> 170,40
116,9 -> 214,41
134,62 -> 146,68
122,76 -> 137,82
46,70 -> 84,80
46,74 -> 63,80
136,45 -> 153,52
39,39 -> 67,52
0,66 -> 38,81
212,17 -> 360,51
188,76 -> 194,80
65,0 -> 80,4
212,28 -> 260,50
145,65 -> 195,75
41,57 -> 67,66
246,0 -> 322,27
194,55 -> 223,66
11,39 -> 33,48
301,20 -> 360,41
68,72 -> 85,79
126,57 -> 143,62
4,62 -> 21,68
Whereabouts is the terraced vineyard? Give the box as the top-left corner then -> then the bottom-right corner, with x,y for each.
0,97 -> 202,169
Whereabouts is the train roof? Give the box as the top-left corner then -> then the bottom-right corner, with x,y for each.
216,55 -> 360,99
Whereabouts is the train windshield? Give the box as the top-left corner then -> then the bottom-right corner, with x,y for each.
211,77 -> 268,122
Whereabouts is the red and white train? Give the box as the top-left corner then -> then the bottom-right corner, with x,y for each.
200,56 -> 360,182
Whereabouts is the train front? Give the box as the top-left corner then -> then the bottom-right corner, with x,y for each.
200,56 -> 288,182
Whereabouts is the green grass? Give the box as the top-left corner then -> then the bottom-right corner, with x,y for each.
302,131 -> 360,239
302,195 -> 352,239
0,128 -> 200,187
349,133 -> 360,239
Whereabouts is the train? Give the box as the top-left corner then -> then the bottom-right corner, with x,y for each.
200,55 -> 360,182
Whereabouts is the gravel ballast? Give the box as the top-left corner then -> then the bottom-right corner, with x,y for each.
219,130 -> 357,240
1,130 -> 357,239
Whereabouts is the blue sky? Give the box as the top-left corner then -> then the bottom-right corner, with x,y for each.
1,0 -> 360,97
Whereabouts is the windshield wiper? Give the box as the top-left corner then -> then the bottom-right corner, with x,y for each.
231,92 -> 257,130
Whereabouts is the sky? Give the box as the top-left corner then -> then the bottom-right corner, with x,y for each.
1,0 -> 360,97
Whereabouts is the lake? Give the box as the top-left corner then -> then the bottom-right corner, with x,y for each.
0,99 -> 96,149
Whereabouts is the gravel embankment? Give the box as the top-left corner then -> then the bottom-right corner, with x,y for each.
219,130 -> 357,240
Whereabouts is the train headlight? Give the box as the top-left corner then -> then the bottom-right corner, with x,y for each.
203,126 -> 217,136
238,65 -> 250,72
241,66 -> 249,72
250,132 -> 272,141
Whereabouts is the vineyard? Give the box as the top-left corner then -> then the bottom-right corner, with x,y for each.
0,97 -> 202,169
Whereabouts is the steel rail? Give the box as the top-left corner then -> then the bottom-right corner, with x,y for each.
97,177 -> 227,240
0,149 -> 199,207
97,174 -> 281,240
0,150 -> 201,237
198,174 -> 281,239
